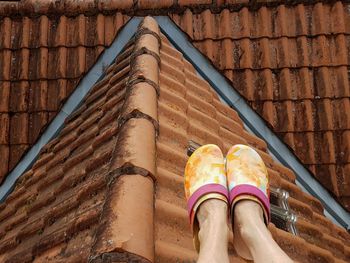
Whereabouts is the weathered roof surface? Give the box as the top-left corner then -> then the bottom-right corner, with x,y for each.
0,0 -> 349,213
0,0 -> 334,17
0,17 -> 158,263
0,0 -> 349,211
0,12 -> 129,183
170,1 -> 350,210
0,16 -> 349,262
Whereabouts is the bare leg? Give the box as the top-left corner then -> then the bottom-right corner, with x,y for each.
196,199 -> 230,263
233,200 -> 293,263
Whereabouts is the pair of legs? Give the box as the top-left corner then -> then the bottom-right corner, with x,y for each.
185,144 -> 293,263
197,199 -> 293,263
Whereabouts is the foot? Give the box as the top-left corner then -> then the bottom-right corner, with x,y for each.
225,144 -> 270,259
196,199 -> 230,263
226,144 -> 270,225
233,200 -> 265,260
184,144 -> 229,253
233,200 -> 293,263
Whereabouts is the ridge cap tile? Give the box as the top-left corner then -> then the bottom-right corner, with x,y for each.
90,16 -> 160,263
0,0 -> 338,17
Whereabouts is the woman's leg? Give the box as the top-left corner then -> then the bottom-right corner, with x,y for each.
233,200 -> 293,263
196,199 -> 230,263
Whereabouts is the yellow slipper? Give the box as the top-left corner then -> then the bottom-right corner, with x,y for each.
184,144 -> 229,252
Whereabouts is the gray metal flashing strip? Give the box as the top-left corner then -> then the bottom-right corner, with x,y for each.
0,17 -> 142,202
155,16 -> 350,229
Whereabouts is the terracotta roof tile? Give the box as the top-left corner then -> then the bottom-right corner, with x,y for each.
0,51 -> 10,80
98,0 -> 134,11
28,112 -> 48,144
9,114 -> 28,145
178,0 -> 212,7
28,82 -> 47,112
138,0 -> 174,9
0,114 -> 9,145
0,82 -> 10,112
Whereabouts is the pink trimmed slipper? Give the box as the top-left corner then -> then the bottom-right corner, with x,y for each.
226,144 -> 270,225
184,144 -> 229,252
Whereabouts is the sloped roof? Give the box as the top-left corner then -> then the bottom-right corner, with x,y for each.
0,16 -> 349,263
170,1 -> 350,210
155,21 -> 350,263
0,11 -> 129,183
0,0 -> 349,211
0,17 -> 158,263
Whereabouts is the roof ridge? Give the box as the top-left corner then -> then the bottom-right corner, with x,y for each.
89,16 -> 160,263
0,0 -> 329,17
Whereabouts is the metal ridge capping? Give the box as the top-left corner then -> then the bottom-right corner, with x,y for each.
89,16 -> 160,263
0,17 -> 143,202
154,16 -> 350,230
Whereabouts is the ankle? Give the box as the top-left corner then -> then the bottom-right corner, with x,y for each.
198,217 -> 229,262
197,199 -> 228,239
197,199 -> 227,226
233,201 -> 269,246
198,219 -> 229,245
197,199 -> 229,247
236,218 -> 267,247
233,201 -> 293,263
